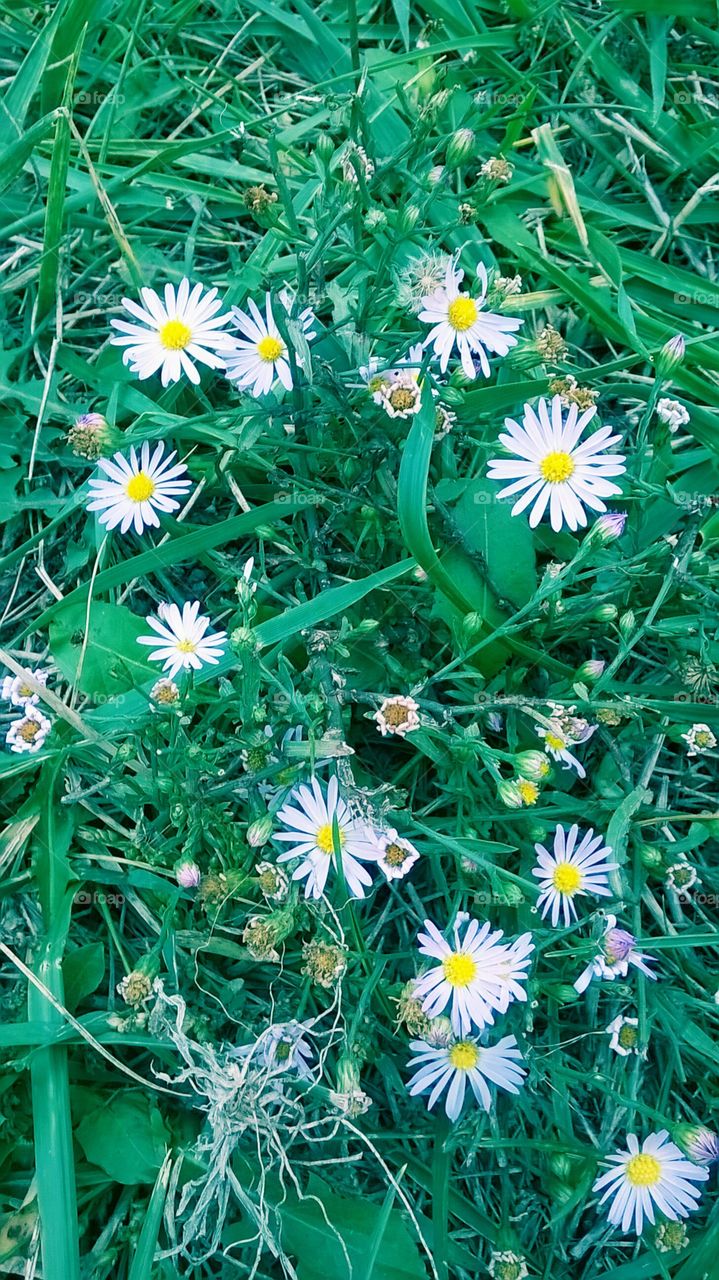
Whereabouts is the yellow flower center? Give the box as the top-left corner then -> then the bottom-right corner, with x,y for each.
125,472 -> 156,502
316,823 -> 343,855
626,1153 -> 661,1187
618,1024 -> 638,1049
518,780 -> 539,805
18,683 -> 33,697
695,731 -> 712,747
18,721 -> 40,742
176,639 -> 197,653
447,296 -> 478,331
442,952 -> 477,987
448,1041 -> 480,1070
384,842 -> 408,867
552,863 -> 582,895
540,451 -> 575,483
159,319 -> 192,350
545,732 -> 566,752
257,335 -> 284,362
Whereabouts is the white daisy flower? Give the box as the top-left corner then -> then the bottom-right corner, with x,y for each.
606,1015 -> 641,1057
574,915 -> 657,994
681,722 -> 717,757
6,705 -> 51,754
419,256 -> 522,379
274,776 -> 379,900
535,719 -> 587,777
2,668 -> 48,707
374,828 -> 420,881
374,695 -> 420,738
665,861 -> 699,902
137,601 -> 227,678
110,278 -> 236,386
86,441 -> 192,535
233,1020 -> 314,1079
406,1033 -> 526,1122
532,824 -> 617,927
488,1252 -> 529,1280
225,292 -> 316,397
487,395 -> 626,532
413,915 -> 534,1036
593,1130 -> 709,1236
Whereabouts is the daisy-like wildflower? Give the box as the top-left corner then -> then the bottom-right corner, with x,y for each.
6,705 -> 51,754
110,278 -> 236,385
86,441 -> 192,535
138,601 -> 227,678
419,258 -> 522,379
593,1130 -> 709,1236
255,861 -> 290,902
234,1021 -> 314,1079
665,861 -> 699,902
2,668 -> 48,707
606,1015 -> 641,1057
535,719 -> 587,777
674,1124 -> 719,1166
532,824 -> 617,927
487,395 -> 626,532
488,1252 -> 529,1280
150,677 -> 181,706
225,292 -> 316,397
406,1033 -> 526,1121
681,723 -> 716,756
414,914 -> 534,1036
574,915 -> 657,994
274,776 -> 379,900
374,828 -> 420,881
377,371 -> 422,419
375,694 -> 420,738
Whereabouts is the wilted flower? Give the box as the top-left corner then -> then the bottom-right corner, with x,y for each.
479,156 -> 513,183
535,324 -> 566,362
606,1015 -> 641,1057
681,723 -> 716,757
117,970 -> 154,1006
255,861 -> 290,902
150,677 -> 181,706
375,829 -> 420,881
665,861 -> 699,901
656,397 -> 690,432
68,413 -> 114,459
654,1220 -> 689,1254
302,938 -> 348,989
6,705 -> 51,754
2,668 -> 49,707
375,695 -> 420,738
341,144 -> 374,184
488,1252 -> 529,1280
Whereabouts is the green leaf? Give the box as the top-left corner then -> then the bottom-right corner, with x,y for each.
76,1094 -> 169,1186
48,600 -> 156,698
61,944 -> 105,1014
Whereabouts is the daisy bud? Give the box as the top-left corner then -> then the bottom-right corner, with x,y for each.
462,611 -> 485,640
514,750 -> 549,780
656,333 -> 685,377
587,512 -> 627,545
497,778 -> 524,809
316,134 -> 334,165
575,659 -> 605,683
673,1123 -> 719,1165
397,204 -> 420,232
247,814 -> 274,848
175,859 -> 201,889
67,412 -> 113,460
446,127 -> 475,168
640,844 -> 663,870
230,625 -> 260,655
619,610 -> 636,639
592,603 -> 618,622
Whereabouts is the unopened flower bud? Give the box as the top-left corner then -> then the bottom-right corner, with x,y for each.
247,814 -> 274,848
592,604 -> 618,622
640,844 -> 663,870
619,610 -> 636,639
575,659 -> 606,683
397,204 -> 420,232
446,127 -> 475,168
673,1123 -> 719,1165
656,333 -> 685,378
175,859 -> 201,888
67,413 -> 113,460
497,778 -> 524,809
514,750 -> 549,780
587,512 -> 627,546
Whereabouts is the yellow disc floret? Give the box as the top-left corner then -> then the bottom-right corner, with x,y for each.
626,1153 -> 661,1187
257,335 -> 284,362
443,952 -> 478,987
159,319 -> 192,350
447,296 -> 478,332
545,732 -> 566,752
448,1040 -> 480,1070
552,863 -> 582,895
540,451 -> 575,483
316,823 -> 343,854
125,472 -> 156,502
176,639 -> 197,653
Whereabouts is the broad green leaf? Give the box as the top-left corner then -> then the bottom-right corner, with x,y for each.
76,1095 -> 169,1186
48,600 -> 156,698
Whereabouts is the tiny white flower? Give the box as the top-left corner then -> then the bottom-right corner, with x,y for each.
225,292 -> 316,397
150,677 -> 181,706
593,1130 -> 708,1236
86,441 -> 192,535
487,395 -> 626,532
535,719 -> 587,777
656,397 -> 690,432
274,776 -> 379,900
665,861 -> 699,902
374,828 -> 420,881
488,1251 -> 529,1280
138,601 -> 227,678
110,278 -> 236,385
233,1020 -> 314,1079
681,723 -> 716,757
407,1033 -> 526,1121
377,371 -> 423,419
5,705 -> 51,754
419,256 -> 522,379
414,915 -> 533,1036
2,668 -> 49,707
375,695 -> 420,738
532,823 -> 617,928
574,915 -> 657,994
606,1014 -> 641,1057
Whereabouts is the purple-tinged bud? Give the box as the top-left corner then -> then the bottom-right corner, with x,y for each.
657,333 -> 686,377
673,1123 -> 719,1165
588,512 -> 627,546
175,860 -> 201,889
